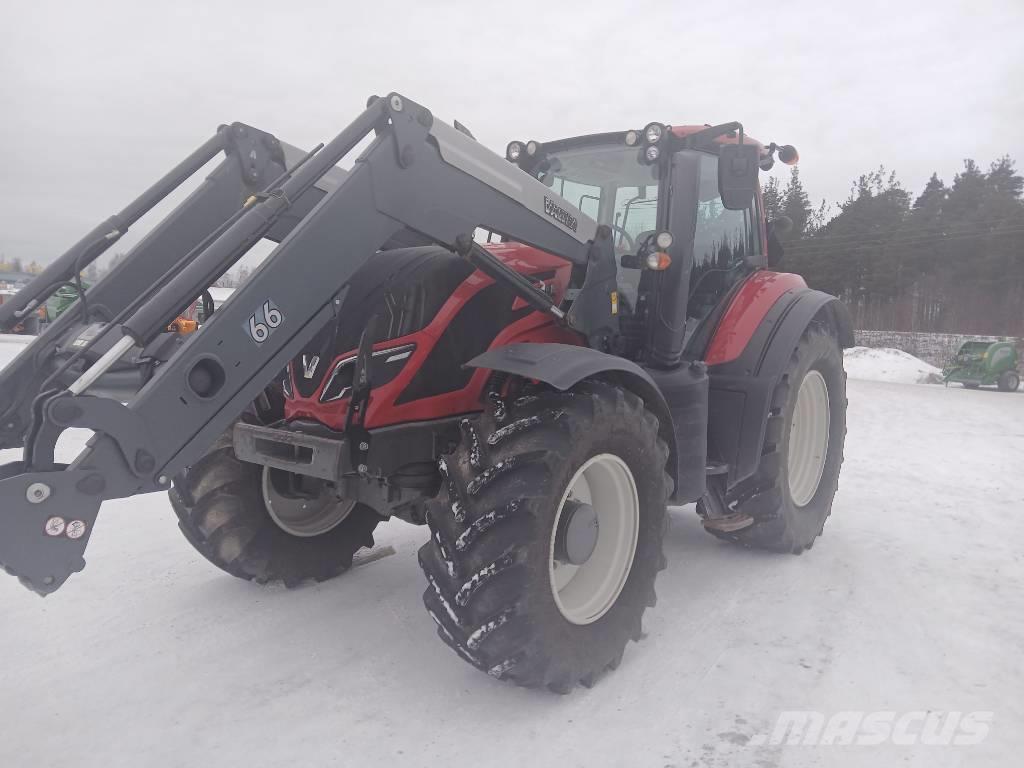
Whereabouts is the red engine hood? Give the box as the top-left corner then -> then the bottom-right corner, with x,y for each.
482,242 -> 573,273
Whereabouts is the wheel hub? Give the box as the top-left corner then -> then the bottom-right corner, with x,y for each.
549,454 -> 640,626
554,499 -> 600,566
261,467 -> 355,538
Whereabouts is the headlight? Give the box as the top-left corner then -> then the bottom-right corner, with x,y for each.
645,145 -> 660,162
506,141 -> 523,162
644,122 -> 665,144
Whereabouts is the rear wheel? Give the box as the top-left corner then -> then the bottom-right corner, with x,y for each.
169,416 -> 381,586
997,370 -> 1020,392
700,323 -> 846,553
418,381 -> 669,692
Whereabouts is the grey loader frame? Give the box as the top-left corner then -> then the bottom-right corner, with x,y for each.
0,92 -> 611,596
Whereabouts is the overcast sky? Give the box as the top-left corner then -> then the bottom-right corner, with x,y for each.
1,0 -> 1022,265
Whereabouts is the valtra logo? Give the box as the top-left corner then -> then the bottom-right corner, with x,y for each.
543,196 -> 578,232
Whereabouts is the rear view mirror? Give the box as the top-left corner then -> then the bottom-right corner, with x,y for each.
718,143 -> 760,210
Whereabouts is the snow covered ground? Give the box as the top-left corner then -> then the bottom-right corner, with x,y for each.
844,345 -> 943,385
1,341 -> 1022,767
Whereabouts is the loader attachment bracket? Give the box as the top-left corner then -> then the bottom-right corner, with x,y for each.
344,315 -> 377,473
0,463 -> 103,596
26,392 -> 155,480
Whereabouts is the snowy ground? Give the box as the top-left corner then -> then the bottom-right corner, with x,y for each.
844,345 -> 942,385
1,342 -> 1022,767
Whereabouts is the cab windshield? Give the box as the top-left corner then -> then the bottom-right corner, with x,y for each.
537,145 -> 660,251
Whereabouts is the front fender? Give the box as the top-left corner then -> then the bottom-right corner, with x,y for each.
467,343 -> 710,504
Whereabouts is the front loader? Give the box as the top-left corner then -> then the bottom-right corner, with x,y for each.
0,94 -> 852,691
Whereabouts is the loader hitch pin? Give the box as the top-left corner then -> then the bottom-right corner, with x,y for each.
26,482 -> 51,504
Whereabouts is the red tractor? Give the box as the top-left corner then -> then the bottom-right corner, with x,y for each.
0,95 -> 850,693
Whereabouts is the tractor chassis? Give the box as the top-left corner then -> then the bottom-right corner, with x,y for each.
233,415 -> 467,522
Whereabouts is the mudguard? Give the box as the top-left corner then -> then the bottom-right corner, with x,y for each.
706,286 -> 853,487
467,343 -> 710,503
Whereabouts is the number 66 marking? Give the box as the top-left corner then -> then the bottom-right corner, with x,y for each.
246,300 -> 283,344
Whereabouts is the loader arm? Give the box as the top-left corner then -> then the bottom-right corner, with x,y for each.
0,92 -> 609,596
0,124 -> 345,450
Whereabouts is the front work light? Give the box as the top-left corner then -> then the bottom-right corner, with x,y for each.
506,141 -> 524,162
645,145 -> 660,162
655,231 -> 673,249
643,122 -> 665,144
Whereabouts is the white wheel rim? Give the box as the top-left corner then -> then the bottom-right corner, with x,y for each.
787,369 -> 830,508
262,467 -> 354,538
548,454 -> 640,626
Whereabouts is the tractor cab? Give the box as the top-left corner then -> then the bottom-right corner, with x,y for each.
504,123 -> 797,367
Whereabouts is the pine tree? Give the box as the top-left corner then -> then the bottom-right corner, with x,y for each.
985,156 -> 1023,199
761,176 -> 782,222
913,173 -> 947,212
781,167 -> 812,237
945,159 -> 986,221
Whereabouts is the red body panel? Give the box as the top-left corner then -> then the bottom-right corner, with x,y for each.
670,125 -> 765,153
284,243 -> 580,429
704,271 -> 807,366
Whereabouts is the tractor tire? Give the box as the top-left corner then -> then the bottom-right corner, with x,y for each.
997,370 -> 1020,392
169,416 -> 382,587
418,381 -> 670,692
700,322 -> 846,554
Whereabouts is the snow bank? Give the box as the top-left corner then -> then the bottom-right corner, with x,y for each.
843,346 -> 941,385
0,334 -> 30,369
0,333 -> 33,346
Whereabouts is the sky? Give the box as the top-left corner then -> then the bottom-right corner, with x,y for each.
1,0 -> 1022,265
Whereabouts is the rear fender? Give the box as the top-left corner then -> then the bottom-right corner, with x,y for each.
707,287 -> 852,487
467,343 -> 710,503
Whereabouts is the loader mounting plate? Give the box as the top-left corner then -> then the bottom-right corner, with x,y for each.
0,463 -> 104,596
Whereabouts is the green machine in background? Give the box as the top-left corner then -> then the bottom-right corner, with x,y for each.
46,284 -> 85,321
943,340 -> 1021,391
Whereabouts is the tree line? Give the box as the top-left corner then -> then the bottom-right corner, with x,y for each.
8,156 -> 1022,337
764,157 -> 1024,336
0,257 -> 45,276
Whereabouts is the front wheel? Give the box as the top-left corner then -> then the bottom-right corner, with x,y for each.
169,417 -> 381,586
418,381 -> 670,692
700,323 -> 847,553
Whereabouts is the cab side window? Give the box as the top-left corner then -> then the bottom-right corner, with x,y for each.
688,153 -> 760,320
